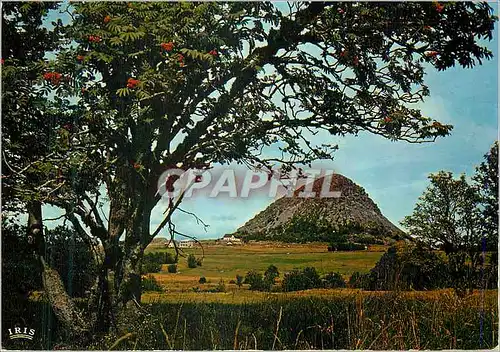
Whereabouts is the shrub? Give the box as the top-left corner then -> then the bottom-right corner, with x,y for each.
244,270 -> 265,291
164,252 -> 177,264
486,252 -> 498,289
282,267 -> 322,292
187,254 -> 197,268
141,275 -> 163,292
167,264 -> 177,273
264,265 -> 279,285
198,276 -> 207,284
323,272 -> 346,288
142,252 -> 164,274
236,274 -> 244,287
365,243 -> 450,291
348,271 -> 371,289
330,242 -> 366,251
303,267 -> 322,287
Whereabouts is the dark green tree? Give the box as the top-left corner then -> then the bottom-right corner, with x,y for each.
187,254 -> 198,268
473,142 -> 499,251
401,172 -> 482,258
264,265 -> 280,286
401,172 -> 485,295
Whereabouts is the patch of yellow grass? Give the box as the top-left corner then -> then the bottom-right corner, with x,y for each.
142,288 -> 498,305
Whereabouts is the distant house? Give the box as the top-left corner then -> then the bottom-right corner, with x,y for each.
178,239 -> 195,248
166,240 -> 179,248
221,234 -> 242,243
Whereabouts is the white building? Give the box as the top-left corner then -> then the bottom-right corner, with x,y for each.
178,239 -> 195,248
166,240 -> 179,248
221,234 -> 242,243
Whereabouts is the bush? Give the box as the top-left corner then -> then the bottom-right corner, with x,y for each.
364,243 -> 450,291
486,252 -> 498,289
348,271 -> 371,289
142,275 -> 163,292
142,252 -> 164,274
167,264 -> 177,273
244,270 -> 265,291
187,254 -> 198,268
264,265 -> 279,285
282,267 -> 322,292
330,242 -> 366,251
164,252 -> 177,264
198,276 -> 207,284
323,272 -> 346,288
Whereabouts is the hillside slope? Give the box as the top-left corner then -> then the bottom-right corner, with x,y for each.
237,174 -> 405,243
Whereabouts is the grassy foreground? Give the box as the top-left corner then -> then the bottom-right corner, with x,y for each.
8,289 -> 497,350
112,290 -> 498,350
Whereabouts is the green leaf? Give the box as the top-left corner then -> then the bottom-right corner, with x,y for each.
116,88 -> 130,97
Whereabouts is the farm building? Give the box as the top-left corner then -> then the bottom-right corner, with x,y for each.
178,239 -> 195,248
221,234 -> 242,243
166,239 -> 179,248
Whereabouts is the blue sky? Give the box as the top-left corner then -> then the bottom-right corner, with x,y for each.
42,4 -> 499,240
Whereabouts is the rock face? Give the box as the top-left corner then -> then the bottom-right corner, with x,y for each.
237,174 -> 405,243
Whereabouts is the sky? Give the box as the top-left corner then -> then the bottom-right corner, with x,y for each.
41,3 -> 499,241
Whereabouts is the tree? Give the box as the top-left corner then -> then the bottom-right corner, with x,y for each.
401,172 -> 484,295
5,2 -> 497,337
45,226 -> 98,297
401,172 -> 482,256
1,2 -> 101,341
322,272 -> 346,288
244,270 -> 265,291
282,267 -> 322,292
264,264 -> 279,285
187,254 -> 198,268
473,142 -> 499,251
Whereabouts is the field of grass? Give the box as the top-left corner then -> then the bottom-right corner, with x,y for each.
146,241 -> 385,296
119,290 -> 499,350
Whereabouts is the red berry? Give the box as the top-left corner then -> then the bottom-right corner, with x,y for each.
104,15 -> 111,23
127,78 -> 140,88
161,42 -> 174,52
434,2 -> 444,13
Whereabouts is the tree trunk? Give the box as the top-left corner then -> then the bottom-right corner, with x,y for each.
116,204 -> 152,306
27,201 -> 90,340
